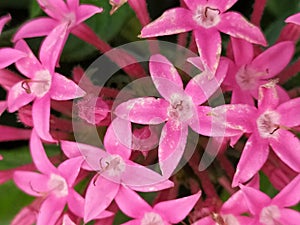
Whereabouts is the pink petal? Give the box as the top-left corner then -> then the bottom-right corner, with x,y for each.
0,14 -> 11,34
114,97 -> 169,125
272,174 -> 300,207
84,176 -> 119,223
130,179 -> 174,192
239,185 -> 271,215
269,129 -> 300,172
50,73 -> 85,100
185,57 -> 228,105
257,82 -> 279,112
36,195 -> 66,225
13,18 -> 57,42
0,48 -> 26,69
67,189 -> 84,217
121,220 -> 141,225
62,215 -> 76,225
276,85 -> 290,104
66,0 -> 79,11
194,28 -> 221,74
140,8 -> 195,38
285,12 -> 300,25
230,37 -> 253,66
277,208 -> 300,224
0,69 -> 22,91
154,191 -> 201,224
7,81 -> 35,112
37,0 -> 68,19
13,171 -> 49,197
251,41 -> 294,79
192,216 -> 214,225
158,121 -> 188,176
0,125 -> 31,142
187,57 -> 205,71
76,4 -> 103,25
236,216 -> 256,224
30,129 -> 57,174
232,134 -> 269,187
104,118 -> 132,160
221,190 -> 250,215
115,185 -> 152,219
218,12 -> 267,46
60,140 -> 82,158
0,101 -> 6,115
205,0 -> 238,12
58,157 -> 83,185
277,97 -> 300,127
231,87 -> 255,105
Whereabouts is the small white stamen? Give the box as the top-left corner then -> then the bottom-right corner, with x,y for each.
47,174 -> 68,198
141,212 -> 164,225
256,111 -> 280,139
193,6 -> 221,28
260,205 -> 281,225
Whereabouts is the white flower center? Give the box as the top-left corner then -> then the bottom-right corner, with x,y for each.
260,205 -> 281,225
167,94 -> 194,124
63,12 -> 76,28
100,154 -> 126,177
235,65 -> 266,91
47,174 -> 68,198
193,6 -> 221,28
141,212 -> 164,225
256,111 -> 280,139
22,70 -> 51,97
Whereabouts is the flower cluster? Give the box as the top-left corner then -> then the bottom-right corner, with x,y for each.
0,0 -> 300,224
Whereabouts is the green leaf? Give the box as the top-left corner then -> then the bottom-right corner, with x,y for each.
259,172 -> 278,198
0,0 -> 31,9
266,0 -> 300,17
29,0 -> 43,18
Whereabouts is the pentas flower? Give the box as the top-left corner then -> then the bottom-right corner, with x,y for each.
61,118 -> 173,223
140,0 -> 266,74
224,39 -> 293,105
7,40 -> 85,141
13,130 -> 84,225
115,185 -> 201,225
286,12 -> 300,25
232,82 -> 300,187
240,174 -> 300,225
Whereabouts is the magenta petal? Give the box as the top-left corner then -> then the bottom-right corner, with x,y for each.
232,135 -> 269,187
62,215 -> 76,225
36,195 -> 66,225
104,118 -> 132,160
114,97 -> 169,125
218,12 -> 267,46
221,190 -> 249,215
208,0 -> 238,12
0,69 -> 22,91
58,157 -> 83,185
187,57 -> 205,71
0,101 -> 6,115
76,5 -> 103,24
37,0 -> 68,19
67,189 -> 84,217
192,216 -> 214,225
231,37 -> 253,66
60,140 -> 83,158
154,191 -> 201,224
30,129 -> 57,174
277,97 -> 300,127
130,179 -> 174,192
84,176 -> 119,223
0,48 -> 26,69
251,41 -> 294,79
185,57 -> 228,105
0,125 -> 31,142
13,18 -> 57,42
115,185 -> 152,219
50,73 -> 85,100
13,171 -> 48,197
121,220 -> 142,225
269,129 -> 300,172
231,87 -> 255,105
285,12 -> 300,25
277,208 -> 300,224
0,14 -> 11,34
257,83 -> 279,111
194,28 -> 221,74
140,8 -> 194,38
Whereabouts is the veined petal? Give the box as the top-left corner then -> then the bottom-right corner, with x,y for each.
114,97 -> 169,125
285,12 -> 300,25
232,134 -> 269,187
194,28 -> 221,74
185,57 -> 228,105
84,176 -> 119,223
277,97 -> 300,127
140,8 -> 194,38
0,48 -> 26,69
154,191 -> 201,224
218,12 -> 267,46
231,37 -> 253,66
0,14 -> 11,34
277,208 -> 300,224
30,129 -> 57,174
50,73 -> 85,100
13,18 -> 57,42
269,129 -> 300,172
58,157 -> 83,185
36,195 -> 66,225
251,41 -> 294,79
76,4 -> 103,25
115,185 -> 152,219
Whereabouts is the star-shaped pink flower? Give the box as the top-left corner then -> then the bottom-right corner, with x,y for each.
140,0 -> 267,74
116,185 -> 201,225
286,12 -> 300,25
7,40 -> 85,141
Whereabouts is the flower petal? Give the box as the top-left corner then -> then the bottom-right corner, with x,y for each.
76,4 -> 103,25
192,216 -> 214,225
0,125 -> 31,142
121,220 -> 141,225
277,97 -> 300,127
222,190 -> 251,215
187,57 -> 205,71
207,0 -> 239,12
114,97 -> 169,125
60,140 -> 83,158
58,157 -> 83,185
257,82 -> 279,112
230,37 -> 253,66
13,18 -> 57,42
269,129 -> 300,172
84,176 -> 119,223
37,0 -> 68,19
154,191 -> 201,224
277,208 -> 300,225
66,0 -> 79,11
285,12 -> 300,25
50,73 -> 85,100
115,185 -> 152,219
231,87 -> 255,105
218,12 -> 267,46
0,14 -> 11,34
67,189 -> 84,217
0,48 -> 26,69
0,101 -> 6,115
232,134 -> 269,187
140,8 -> 194,38
194,28 -> 221,74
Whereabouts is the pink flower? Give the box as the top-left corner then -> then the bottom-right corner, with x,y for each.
240,174 -> 300,225
140,0 -> 266,74
7,40 -> 85,141
232,82 -> 300,186
286,12 -> 300,25
115,185 -> 201,225
224,39 -> 294,105
0,14 -> 11,34
13,130 -> 84,225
